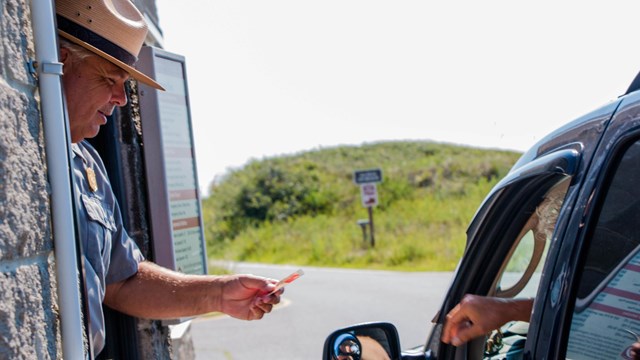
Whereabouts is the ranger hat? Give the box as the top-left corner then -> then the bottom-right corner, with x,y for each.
56,0 -> 164,90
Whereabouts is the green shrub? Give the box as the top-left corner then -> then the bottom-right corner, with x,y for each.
202,141 -> 521,271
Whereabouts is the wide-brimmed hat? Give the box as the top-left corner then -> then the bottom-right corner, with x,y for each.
56,0 -> 164,90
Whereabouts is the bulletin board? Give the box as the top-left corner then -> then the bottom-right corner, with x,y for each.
136,46 -> 208,276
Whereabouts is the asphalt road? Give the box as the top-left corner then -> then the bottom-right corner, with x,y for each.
187,263 -> 454,359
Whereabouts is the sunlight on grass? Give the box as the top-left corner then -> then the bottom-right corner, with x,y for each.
203,141 -> 520,271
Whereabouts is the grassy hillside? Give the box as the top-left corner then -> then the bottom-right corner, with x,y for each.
201,141 -> 521,271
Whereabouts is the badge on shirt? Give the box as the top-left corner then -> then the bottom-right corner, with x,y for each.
85,167 -> 98,192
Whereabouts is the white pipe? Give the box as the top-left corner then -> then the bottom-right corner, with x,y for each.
30,0 -> 86,358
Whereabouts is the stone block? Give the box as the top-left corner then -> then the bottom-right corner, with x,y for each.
0,255 -> 60,359
1,0 -> 36,86
0,82 -> 51,260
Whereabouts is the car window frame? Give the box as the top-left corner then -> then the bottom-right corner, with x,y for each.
429,149 -> 581,360
528,93 -> 640,359
491,177 -> 570,300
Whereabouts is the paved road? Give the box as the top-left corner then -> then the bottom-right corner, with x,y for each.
187,263 -> 454,359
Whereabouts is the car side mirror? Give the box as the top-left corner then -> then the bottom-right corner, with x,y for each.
322,322 -> 401,360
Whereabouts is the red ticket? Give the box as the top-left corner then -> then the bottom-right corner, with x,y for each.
268,269 -> 304,295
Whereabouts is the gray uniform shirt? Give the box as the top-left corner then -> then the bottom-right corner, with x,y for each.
72,141 -> 144,356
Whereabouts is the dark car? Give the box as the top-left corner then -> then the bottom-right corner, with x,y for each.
323,75 -> 640,360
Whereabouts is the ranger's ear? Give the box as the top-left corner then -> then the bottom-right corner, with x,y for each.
59,47 -> 71,65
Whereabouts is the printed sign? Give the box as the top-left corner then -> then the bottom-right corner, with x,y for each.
138,47 -> 207,277
354,169 -> 383,184
360,183 -> 379,207
566,250 -> 640,360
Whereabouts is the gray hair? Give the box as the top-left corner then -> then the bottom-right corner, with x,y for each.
58,37 -> 95,63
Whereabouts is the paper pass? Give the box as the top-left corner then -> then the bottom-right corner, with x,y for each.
269,269 -> 304,295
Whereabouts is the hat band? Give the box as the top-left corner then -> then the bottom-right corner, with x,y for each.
56,15 -> 137,66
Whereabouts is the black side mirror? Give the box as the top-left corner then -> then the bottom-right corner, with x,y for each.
322,322 -> 401,360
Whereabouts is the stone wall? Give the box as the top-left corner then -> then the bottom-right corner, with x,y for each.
0,0 -> 61,358
0,1 -> 193,358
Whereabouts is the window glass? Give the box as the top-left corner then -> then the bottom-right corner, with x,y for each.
480,178 -> 570,360
494,178 -> 569,299
566,141 -> 640,360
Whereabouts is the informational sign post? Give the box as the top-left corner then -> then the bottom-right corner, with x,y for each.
354,168 -> 382,185
136,47 -> 208,277
353,168 -> 382,247
360,183 -> 379,207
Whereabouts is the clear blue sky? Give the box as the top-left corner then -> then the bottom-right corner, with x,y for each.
155,1 -> 640,195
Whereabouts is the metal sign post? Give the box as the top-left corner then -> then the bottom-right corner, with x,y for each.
354,169 -> 382,247
367,206 -> 375,247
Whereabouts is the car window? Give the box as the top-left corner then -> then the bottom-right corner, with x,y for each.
565,140 -> 640,360
475,178 -> 570,360
428,149 -> 580,360
491,177 -> 570,299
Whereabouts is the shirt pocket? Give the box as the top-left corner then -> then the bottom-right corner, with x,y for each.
82,194 -> 116,231
81,194 -> 116,267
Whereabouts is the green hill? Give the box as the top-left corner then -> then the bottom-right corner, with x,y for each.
201,141 -> 521,271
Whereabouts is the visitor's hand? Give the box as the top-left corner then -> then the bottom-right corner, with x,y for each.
630,341 -> 640,360
442,295 -> 533,346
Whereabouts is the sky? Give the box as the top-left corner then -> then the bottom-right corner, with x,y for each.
154,1 -> 640,196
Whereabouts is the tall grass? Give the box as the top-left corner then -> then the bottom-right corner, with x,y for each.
202,141 -> 521,271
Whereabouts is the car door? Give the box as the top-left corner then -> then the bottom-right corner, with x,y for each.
529,90 -> 640,359
412,148 -> 580,360
422,98 -> 623,360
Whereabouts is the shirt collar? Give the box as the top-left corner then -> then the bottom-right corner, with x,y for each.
71,142 -> 87,163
